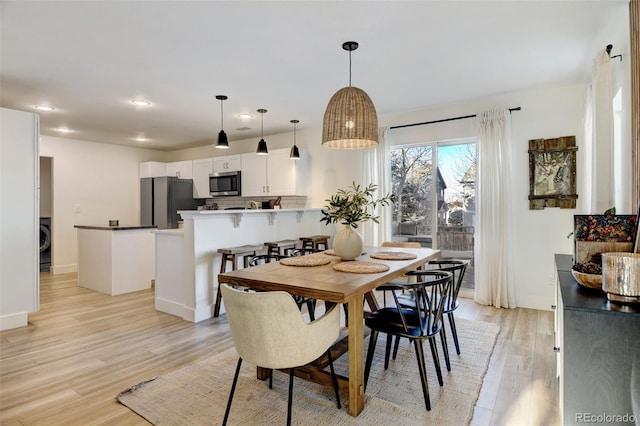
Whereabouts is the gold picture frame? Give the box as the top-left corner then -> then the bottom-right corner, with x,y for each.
528,136 -> 578,210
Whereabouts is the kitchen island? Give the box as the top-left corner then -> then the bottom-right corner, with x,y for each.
154,208 -> 334,322
75,224 -> 157,295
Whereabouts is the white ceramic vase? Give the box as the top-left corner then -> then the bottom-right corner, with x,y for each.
333,225 -> 363,260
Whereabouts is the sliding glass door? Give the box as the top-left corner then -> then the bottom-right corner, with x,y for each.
391,138 -> 476,289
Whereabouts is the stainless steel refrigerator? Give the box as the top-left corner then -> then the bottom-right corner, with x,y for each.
140,177 -> 198,229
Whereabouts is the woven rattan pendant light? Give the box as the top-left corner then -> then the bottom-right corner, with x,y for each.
322,41 -> 378,149
215,95 -> 229,149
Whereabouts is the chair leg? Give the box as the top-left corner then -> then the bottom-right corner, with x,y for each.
413,340 -> 431,411
364,330 -> 379,391
384,334 -> 393,370
269,369 -> 273,389
448,312 -> 461,355
428,338 -> 444,386
306,300 -> 316,321
222,357 -> 243,426
213,284 -> 223,317
392,335 -> 401,360
287,368 -> 294,426
439,327 -> 451,372
326,349 -> 341,409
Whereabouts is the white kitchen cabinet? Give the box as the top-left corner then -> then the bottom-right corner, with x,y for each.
166,161 -> 193,179
213,155 -> 241,173
241,148 -> 307,197
241,153 -> 268,197
139,161 -> 166,178
192,158 -> 213,198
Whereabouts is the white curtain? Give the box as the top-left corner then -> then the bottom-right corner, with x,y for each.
585,49 -> 614,213
361,127 -> 392,246
474,109 -> 516,308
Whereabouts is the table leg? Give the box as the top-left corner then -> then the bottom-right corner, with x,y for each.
347,296 -> 365,416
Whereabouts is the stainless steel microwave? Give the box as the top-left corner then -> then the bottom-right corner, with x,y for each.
209,171 -> 241,197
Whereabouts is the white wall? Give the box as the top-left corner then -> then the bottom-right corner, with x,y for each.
40,136 -> 166,273
1,108 -> 39,330
382,85 -> 588,310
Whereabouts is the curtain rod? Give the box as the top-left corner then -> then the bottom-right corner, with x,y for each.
390,107 -> 521,130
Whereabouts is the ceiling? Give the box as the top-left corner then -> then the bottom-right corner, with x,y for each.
0,1 -> 628,151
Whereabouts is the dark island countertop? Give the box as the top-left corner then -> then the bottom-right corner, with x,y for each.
555,253 -> 640,316
74,224 -> 158,231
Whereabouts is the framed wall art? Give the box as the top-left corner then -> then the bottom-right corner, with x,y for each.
528,136 -> 578,210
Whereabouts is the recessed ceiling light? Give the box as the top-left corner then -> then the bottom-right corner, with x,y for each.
54,127 -> 73,133
35,105 -> 55,112
134,136 -> 149,142
131,99 -> 151,107
237,113 -> 253,119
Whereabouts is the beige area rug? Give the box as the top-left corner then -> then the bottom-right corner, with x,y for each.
118,318 -> 499,425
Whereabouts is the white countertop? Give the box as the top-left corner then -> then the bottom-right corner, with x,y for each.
178,208 -> 321,217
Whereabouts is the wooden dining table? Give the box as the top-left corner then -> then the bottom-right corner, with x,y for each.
218,245 -> 440,416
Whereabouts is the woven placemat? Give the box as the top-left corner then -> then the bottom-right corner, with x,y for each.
370,251 -> 417,261
279,256 -> 331,267
332,261 -> 390,274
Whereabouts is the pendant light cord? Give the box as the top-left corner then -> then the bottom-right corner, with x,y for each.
220,99 -> 224,129
348,49 -> 352,87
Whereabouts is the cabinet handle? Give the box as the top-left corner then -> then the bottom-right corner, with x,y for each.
263,186 -> 266,193
553,346 -> 560,353
266,186 -> 270,193
551,304 -> 556,310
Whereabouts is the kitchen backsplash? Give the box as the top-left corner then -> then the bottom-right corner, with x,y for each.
201,196 -> 310,210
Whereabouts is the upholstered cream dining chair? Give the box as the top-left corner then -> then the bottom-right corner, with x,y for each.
220,284 -> 342,426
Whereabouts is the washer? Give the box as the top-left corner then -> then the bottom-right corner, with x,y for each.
40,217 -> 51,271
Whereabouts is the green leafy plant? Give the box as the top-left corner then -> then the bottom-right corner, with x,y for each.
320,182 -> 395,229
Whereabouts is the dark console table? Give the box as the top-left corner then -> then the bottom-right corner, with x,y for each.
554,254 -> 639,425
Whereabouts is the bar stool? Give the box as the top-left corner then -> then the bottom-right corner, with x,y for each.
214,244 -> 263,317
299,235 -> 330,251
265,239 -> 299,256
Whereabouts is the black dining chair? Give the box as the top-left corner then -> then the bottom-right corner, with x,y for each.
387,258 -> 469,371
425,259 -> 469,355
364,270 -> 452,411
249,253 -> 318,321
389,259 -> 469,370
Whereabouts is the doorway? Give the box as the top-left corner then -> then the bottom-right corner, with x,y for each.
40,156 -> 53,272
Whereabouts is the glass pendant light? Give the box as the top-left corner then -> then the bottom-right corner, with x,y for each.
322,41 -> 378,149
215,95 -> 229,149
256,108 -> 268,155
289,119 -> 300,159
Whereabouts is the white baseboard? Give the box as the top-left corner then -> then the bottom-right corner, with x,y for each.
51,264 -> 77,275
0,312 -> 28,330
516,294 -> 554,311
155,297 -> 186,319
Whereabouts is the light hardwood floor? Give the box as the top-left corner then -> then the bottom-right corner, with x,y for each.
0,272 -> 559,425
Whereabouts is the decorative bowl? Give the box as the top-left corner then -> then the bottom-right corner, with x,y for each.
571,270 -> 603,290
